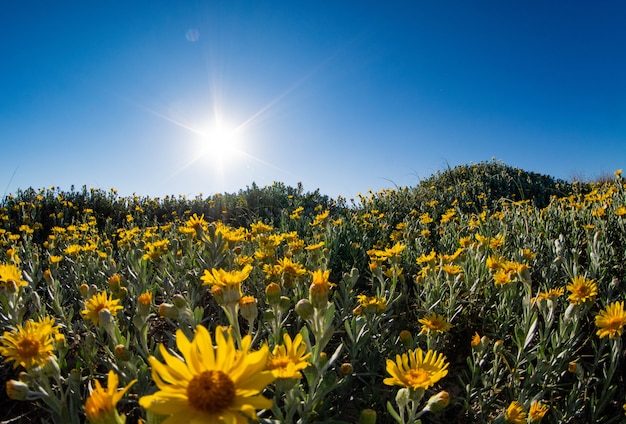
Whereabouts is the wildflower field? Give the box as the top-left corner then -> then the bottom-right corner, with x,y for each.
1,161 -> 625,424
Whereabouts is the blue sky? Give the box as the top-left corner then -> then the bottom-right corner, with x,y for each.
1,1 -> 625,200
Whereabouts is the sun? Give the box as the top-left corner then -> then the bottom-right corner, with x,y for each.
196,118 -> 244,171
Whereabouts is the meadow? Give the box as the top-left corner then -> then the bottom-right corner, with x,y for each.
1,161 -> 625,424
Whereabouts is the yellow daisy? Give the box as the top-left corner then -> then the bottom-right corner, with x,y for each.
309,269 -> 336,307
266,332 -> 311,379
595,301 -> 626,339
383,348 -> 449,390
0,263 -> 28,289
200,265 -> 253,289
85,370 -> 137,424
81,291 -> 123,327
566,276 -> 597,305
529,400 -> 549,423
0,317 -> 60,370
504,401 -> 527,424
418,313 -> 452,335
139,325 -> 276,424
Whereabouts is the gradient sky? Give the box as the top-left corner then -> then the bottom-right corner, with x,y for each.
2,1 -> 625,200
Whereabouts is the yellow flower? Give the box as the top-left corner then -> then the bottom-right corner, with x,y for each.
305,241 -> 325,251
595,301 -> 626,339
49,255 -> 64,264
566,276 -> 598,305
139,325 -> 275,423
383,348 -> 449,390
138,290 -> 153,307
266,332 -> 311,379
0,317 -> 60,370
275,257 -> 307,280
356,294 -> 387,315
470,332 -> 481,348
416,250 -> 437,265
0,263 -> 28,289
310,210 -> 330,226
493,270 -> 513,285
529,400 -> 549,422
201,265 -> 253,288
85,370 -> 136,424
185,213 -> 208,237
289,206 -> 304,220
504,401 -> 527,424
81,291 -> 123,327
418,313 -> 452,335
309,269 -> 336,307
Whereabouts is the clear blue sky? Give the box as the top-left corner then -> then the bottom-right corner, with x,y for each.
2,1 -> 625,200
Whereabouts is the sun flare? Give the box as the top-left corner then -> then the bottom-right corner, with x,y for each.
196,119 -> 243,170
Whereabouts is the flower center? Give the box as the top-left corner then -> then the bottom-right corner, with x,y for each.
607,317 -> 624,331
405,369 -> 430,387
17,337 -> 40,359
267,357 -> 292,371
187,370 -> 236,414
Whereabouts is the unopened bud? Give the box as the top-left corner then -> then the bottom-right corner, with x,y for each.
159,303 -> 179,319
43,356 -> 60,378
172,294 -> 187,308
359,409 -> 377,424
340,363 -> 353,376
265,283 -> 281,305
395,387 -> 410,410
295,299 -> 314,320
114,344 -> 131,361
493,339 -> 504,355
117,286 -> 128,300
399,330 -> 413,349
79,283 -> 90,298
6,380 -> 29,400
239,296 -> 258,323
278,296 -> 291,314
43,269 -> 54,286
424,390 -> 450,413
211,285 -> 225,305
263,309 -> 276,321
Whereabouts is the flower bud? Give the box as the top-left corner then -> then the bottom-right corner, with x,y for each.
395,387 -> 411,410
278,296 -> 291,314
98,308 -> 116,334
340,363 -> 353,376
211,285 -> 225,305
295,299 -> 314,320
158,303 -> 179,319
114,344 -> 131,361
263,309 -> 276,321
265,283 -> 281,305
6,379 -> 29,400
6,280 -> 18,293
493,339 -> 504,355
359,409 -> 377,424
399,330 -> 413,349
43,356 -> 60,378
172,294 -> 187,308
79,283 -> 90,298
43,269 -> 54,286
309,283 -> 329,309
108,274 -> 122,292
239,296 -> 258,323
424,390 -> 450,413
222,285 -> 241,306
117,286 -> 128,300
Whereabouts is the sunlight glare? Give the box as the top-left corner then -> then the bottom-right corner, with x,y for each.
196,118 -> 243,171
